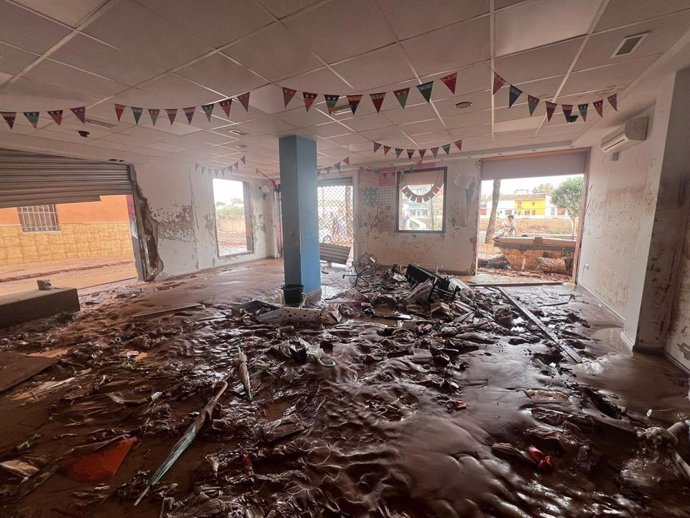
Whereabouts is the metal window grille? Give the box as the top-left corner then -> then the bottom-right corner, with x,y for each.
318,184 -> 353,247
17,204 -> 60,232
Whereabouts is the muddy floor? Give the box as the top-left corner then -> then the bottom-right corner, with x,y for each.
0,260 -> 688,517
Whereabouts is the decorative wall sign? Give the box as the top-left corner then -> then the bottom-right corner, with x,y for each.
399,170 -> 444,203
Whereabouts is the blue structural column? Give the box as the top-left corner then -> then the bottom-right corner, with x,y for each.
279,135 -> 321,296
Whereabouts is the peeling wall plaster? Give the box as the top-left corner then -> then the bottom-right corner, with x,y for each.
666,218 -> 690,372
354,159 -> 480,273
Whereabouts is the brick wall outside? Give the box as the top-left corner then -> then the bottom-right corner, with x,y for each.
0,222 -> 133,266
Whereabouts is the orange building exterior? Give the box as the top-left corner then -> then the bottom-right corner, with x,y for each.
0,195 -> 134,266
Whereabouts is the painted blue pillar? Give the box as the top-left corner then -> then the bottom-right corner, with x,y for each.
279,135 -> 321,296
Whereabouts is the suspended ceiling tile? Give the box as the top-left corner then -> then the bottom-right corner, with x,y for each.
447,124 -> 492,139
332,46 -> 415,92
223,23 -> 322,82
402,17 -> 490,77
23,60 -> 126,98
454,63 -> 492,95
595,0 -> 690,31
235,116 -> 297,136
559,55 -> 659,97
13,0 -> 107,27
138,73 -> 220,106
0,43 -> 39,75
443,109 -> 491,130
284,0 -> 397,63
137,120 -> 206,135
384,103 -> 437,125
274,106 -> 333,128
495,0 -> 530,9
575,11 -> 690,72
342,113 -> 395,132
176,54 -> 265,98
84,0 -> 213,69
2,76 -> 102,109
0,2 -> 71,53
303,121 -> 350,138
493,76 -> 565,108
434,90 -> 491,117
359,125 -> 408,141
326,133 -> 370,146
248,85 -> 292,115
50,35 -> 166,86
254,0 -> 321,19
495,0 -> 601,57
495,38 -> 584,84
401,118 -> 446,135
281,67 -> 354,94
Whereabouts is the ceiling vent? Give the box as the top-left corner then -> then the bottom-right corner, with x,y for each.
85,118 -> 116,129
612,32 -> 648,57
228,129 -> 248,136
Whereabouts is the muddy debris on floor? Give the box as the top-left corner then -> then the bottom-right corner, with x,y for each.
0,262 -> 688,517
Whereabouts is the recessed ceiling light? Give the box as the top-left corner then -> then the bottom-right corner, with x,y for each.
612,32 -> 648,57
455,101 -> 473,109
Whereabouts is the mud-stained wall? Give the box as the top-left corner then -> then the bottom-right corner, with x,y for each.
134,161 -> 273,278
666,219 -> 690,372
354,159 -> 480,273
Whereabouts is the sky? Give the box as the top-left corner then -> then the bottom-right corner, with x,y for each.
213,178 -> 244,203
480,174 -> 582,196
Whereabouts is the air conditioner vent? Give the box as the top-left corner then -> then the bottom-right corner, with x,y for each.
612,33 -> 648,57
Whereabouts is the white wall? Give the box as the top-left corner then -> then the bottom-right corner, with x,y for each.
355,158 -> 480,273
666,220 -> 690,372
134,160 -> 274,278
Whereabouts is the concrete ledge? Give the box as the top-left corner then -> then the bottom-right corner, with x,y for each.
0,288 -> 80,328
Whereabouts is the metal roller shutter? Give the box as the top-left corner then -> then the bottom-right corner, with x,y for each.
0,148 -> 132,209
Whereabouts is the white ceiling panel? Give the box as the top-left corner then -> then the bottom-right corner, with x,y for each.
559,55 -> 659,97
23,60 -> 126,98
359,125 -> 409,141
284,0 -> 397,63
274,106 -> 332,128
1,76 -> 101,108
340,112 -> 394,132
448,124 -> 492,139
403,17 -> 490,77
495,38 -> 584,83
434,90 -> 491,117
595,0 -> 690,31
281,67 -> 352,94
233,116 -> 297,136
384,103 -> 437,125
400,119 -> 446,135
14,0 -> 107,27
443,109 -> 491,130
302,121 -> 350,138
84,0 -> 213,69
223,23 -> 321,82
138,73 -> 220,106
0,43 -> 39,75
176,54 -> 265,98
254,0 -> 321,19
333,46 -> 414,91
0,2 -> 71,53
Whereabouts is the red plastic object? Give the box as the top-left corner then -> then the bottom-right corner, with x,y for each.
527,446 -> 552,470
62,437 -> 137,482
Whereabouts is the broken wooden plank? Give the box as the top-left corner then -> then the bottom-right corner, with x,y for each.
0,351 -> 57,393
496,287 -> 582,363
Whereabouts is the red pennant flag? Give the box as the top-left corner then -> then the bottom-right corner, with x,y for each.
241,155 -> 246,164
48,110 -> 63,125
430,147 -> 439,158
562,104 -> 573,121
1,112 -> 16,129
419,149 -> 427,159
370,92 -> 386,113
347,94 -> 362,115
183,106 -> 196,123
166,108 -> 178,124
492,73 -> 506,94
219,98 -> 232,118
440,72 -> 457,94
148,108 -> 160,126
70,106 -> 86,123
395,148 -> 403,158
545,102 -> 557,122
201,103 -> 215,121
343,157 -> 350,165
237,92 -> 250,111
393,87 -> 410,108
23,111 -> 39,128
303,92 -> 317,111
373,141 -> 382,153
454,139 -> 463,151
407,149 -> 415,159
383,145 -> 391,155
593,100 -> 604,117
282,87 -> 297,108
607,93 -> 618,111
114,104 -> 126,121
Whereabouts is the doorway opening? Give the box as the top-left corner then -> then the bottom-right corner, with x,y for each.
479,174 -> 585,281
317,180 -> 354,248
212,178 -> 254,257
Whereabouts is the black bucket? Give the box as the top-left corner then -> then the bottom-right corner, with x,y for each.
282,284 -> 304,305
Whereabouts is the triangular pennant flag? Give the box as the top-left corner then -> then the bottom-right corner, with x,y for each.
148,108 -> 159,126
593,100 -> 604,117
416,81 -> 433,102
282,87 -> 297,108
237,92 -> 250,111
48,110 -> 63,125
607,93 -> 618,111
114,104 -> 126,121
395,148 -> 403,158
383,145 -> 391,155
241,155 -> 246,164
234,161 -> 239,169
343,157 -> 350,165
219,98 -> 232,117
183,106 -> 196,124
544,102 -> 556,122
394,87 -> 410,109
528,95 -> 540,116
508,85 -> 522,108
131,106 -> 143,124
1,112 -> 16,129
562,104 -> 573,122
440,72 -> 457,94
373,141 -> 382,153
346,94 -> 362,115
166,108 -> 178,124
335,162 -> 341,171
430,147 -> 439,158
442,143 -> 451,155
303,92 -> 317,111
201,103 -> 215,121
419,149 -> 427,160
324,94 -> 340,114
578,103 -> 588,122
23,111 -> 39,128
493,73 -> 506,94
370,92 -> 386,113
70,106 -> 86,123
407,149 -> 415,159
454,139 -> 463,151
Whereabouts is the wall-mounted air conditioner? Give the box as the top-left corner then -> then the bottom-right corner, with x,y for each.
600,117 -> 648,154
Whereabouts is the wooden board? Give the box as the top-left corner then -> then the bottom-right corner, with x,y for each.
0,351 -> 57,393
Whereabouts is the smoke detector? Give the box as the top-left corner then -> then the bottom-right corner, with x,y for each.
612,32 -> 648,57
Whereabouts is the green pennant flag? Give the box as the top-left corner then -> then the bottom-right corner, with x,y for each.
394,88 -> 409,109
324,94 -> 340,114
528,95 -> 540,116
201,103 -> 215,121
131,106 -> 143,124
578,103 -> 588,121
508,85 -> 522,108
395,148 -> 403,158
442,143 -> 451,155
23,111 -> 39,128
416,81 -> 433,102
335,162 -> 341,171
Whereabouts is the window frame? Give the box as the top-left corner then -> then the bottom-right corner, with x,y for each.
17,204 -> 60,232
212,178 -> 254,258
395,166 -> 448,234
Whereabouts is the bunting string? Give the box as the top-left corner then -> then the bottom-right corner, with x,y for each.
371,139 -> 462,160
194,155 -> 246,176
